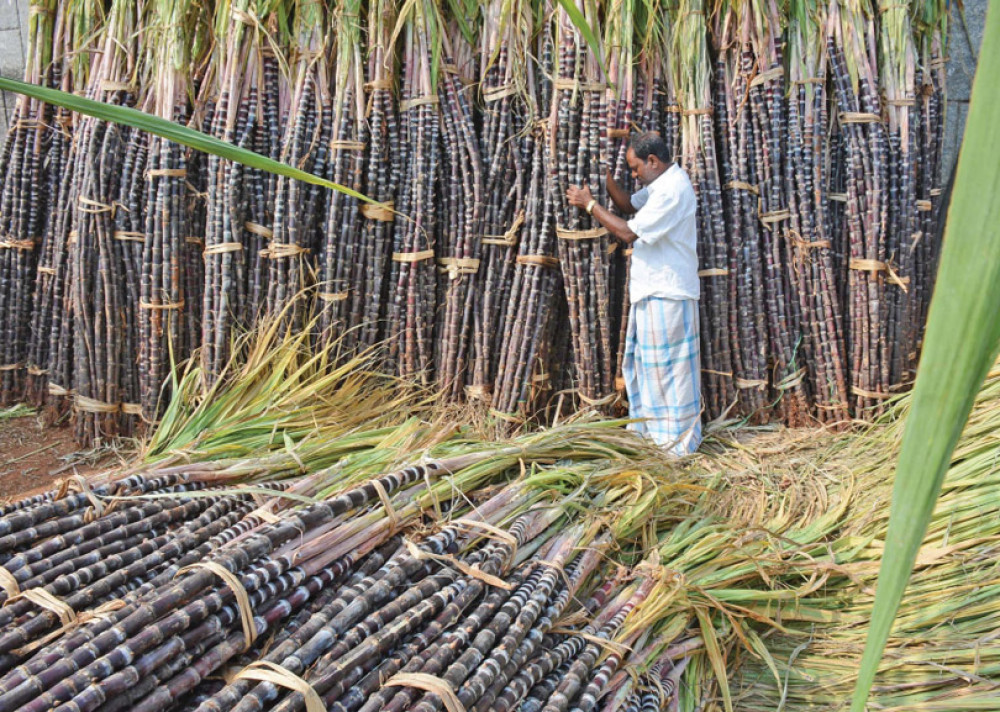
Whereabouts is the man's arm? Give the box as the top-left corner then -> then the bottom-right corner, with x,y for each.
605,169 -> 636,215
566,185 -> 639,244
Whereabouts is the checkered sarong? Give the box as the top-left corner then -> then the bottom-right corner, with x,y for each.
622,297 -> 702,456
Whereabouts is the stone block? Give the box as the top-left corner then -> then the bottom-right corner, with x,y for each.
0,29 -> 25,77
941,101 -> 968,182
946,0 -> 987,102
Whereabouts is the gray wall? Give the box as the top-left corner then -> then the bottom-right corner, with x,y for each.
0,0 -> 987,173
0,0 -> 30,137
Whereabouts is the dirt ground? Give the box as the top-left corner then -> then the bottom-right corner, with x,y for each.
0,412 -> 111,501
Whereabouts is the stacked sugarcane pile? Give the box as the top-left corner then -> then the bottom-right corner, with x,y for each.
0,0 -> 950,443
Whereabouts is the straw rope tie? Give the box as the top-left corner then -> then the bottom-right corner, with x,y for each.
839,112 -> 881,124
552,78 -> 606,93
703,368 -> 734,378
177,562 -> 256,651
203,242 -> 244,256
451,518 -> 518,561
68,230 -> 79,244
464,384 -> 492,401
121,403 -> 143,416
392,249 -> 435,264
78,196 -> 115,215
484,84 -> 518,103
776,367 -> 807,391
317,291 -> 349,303
0,363 -> 22,372
244,221 -> 274,238
828,192 -> 848,202
48,382 -> 72,397
330,140 -> 366,151
139,299 -> 185,311
113,230 -> 145,243
185,236 -> 204,246
438,257 -> 480,280
234,662 -> 324,712
607,127 -> 630,139
263,242 -> 310,259
482,211 -> 524,246
886,98 -> 916,107
147,168 -> 188,178
0,238 -> 35,251
403,539 -> 512,590
360,201 -> 395,221
74,394 -> 119,415
37,266 -> 56,275
400,95 -> 439,112
852,386 -> 892,400
556,225 -> 608,241
849,258 -> 909,290
759,209 -> 791,225
383,673 -> 467,712
749,66 -> 784,88
930,188 -> 942,197
370,479 -> 400,533
26,365 -> 48,376
6,588 -> 125,655
724,180 -> 759,194
516,254 -> 559,269
791,77 -> 825,85
624,248 -> 633,257
250,505 -> 282,524
364,78 -> 393,92
100,80 -> 134,93
680,107 -> 713,117
577,390 -> 618,408
698,268 -> 729,278
916,199 -> 933,212
0,568 -> 20,598
735,377 -> 767,391
614,376 -> 626,392
489,408 -> 525,425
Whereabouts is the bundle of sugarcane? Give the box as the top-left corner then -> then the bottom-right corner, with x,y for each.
434,26 -> 484,400
387,0 -> 441,386
315,0 -> 366,353
265,0 -> 331,329
828,0 -> 892,414
137,0 -> 210,422
549,0 -> 617,412
0,0 -> 58,405
200,0 -> 288,383
879,0 -> 920,390
785,0 -> 849,422
673,0 -> 737,419
909,0 -> 946,365
69,0 -> 144,445
24,0 -> 99,406
353,0 -> 399,354
492,11 -> 564,423
604,0 -> 634,407
469,0 -> 534,405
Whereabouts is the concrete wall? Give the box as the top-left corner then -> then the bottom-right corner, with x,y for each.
0,0 -> 987,173
0,0 -> 30,137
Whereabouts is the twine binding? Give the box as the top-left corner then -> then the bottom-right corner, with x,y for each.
234,662 -> 324,712
177,562 -> 257,651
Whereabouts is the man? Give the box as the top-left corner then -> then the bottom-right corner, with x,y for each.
566,132 -> 702,456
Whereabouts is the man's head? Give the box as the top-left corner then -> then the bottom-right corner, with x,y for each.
626,132 -> 672,187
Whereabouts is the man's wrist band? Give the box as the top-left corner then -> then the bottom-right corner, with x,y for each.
585,199 -> 597,215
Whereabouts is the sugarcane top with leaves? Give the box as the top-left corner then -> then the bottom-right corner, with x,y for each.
565,131 -> 700,303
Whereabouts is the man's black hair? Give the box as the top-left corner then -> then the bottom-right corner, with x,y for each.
629,131 -> 672,164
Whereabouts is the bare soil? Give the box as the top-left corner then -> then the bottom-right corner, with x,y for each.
0,414 -> 110,501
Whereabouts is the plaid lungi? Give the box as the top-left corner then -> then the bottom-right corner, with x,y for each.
622,297 -> 702,456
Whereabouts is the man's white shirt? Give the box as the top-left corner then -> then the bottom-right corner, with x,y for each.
626,163 -> 700,303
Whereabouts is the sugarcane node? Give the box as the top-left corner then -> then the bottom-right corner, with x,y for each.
556,225 -> 609,241
203,241 -> 243,256
382,672 -> 467,712
234,662 -> 325,712
515,254 -> 559,268
176,562 -> 257,651
28,4 -> 53,17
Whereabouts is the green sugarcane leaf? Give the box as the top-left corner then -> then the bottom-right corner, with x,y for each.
554,0 -> 607,79
0,76 -> 376,205
850,7 -> 1000,711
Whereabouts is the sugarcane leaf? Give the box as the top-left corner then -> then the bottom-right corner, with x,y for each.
850,8 -> 1000,712
0,76 -> 376,205
695,608 -> 733,712
553,0 -> 607,78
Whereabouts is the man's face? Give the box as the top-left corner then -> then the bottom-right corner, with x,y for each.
626,148 -> 659,187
